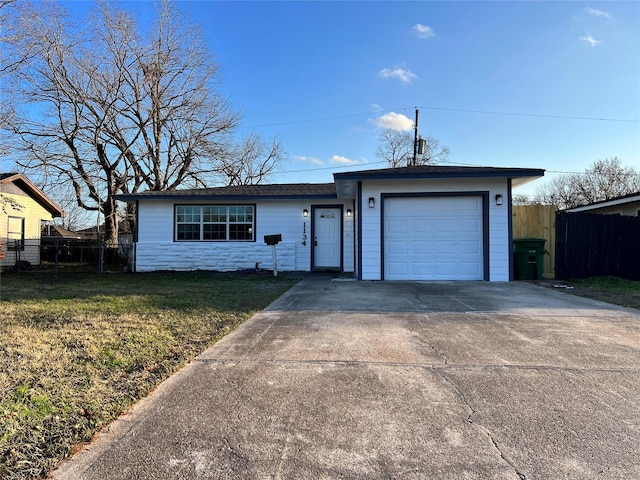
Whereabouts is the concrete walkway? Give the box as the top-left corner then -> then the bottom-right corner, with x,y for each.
52,278 -> 640,479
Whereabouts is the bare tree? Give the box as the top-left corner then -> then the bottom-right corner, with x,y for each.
535,158 -> 640,210
0,0 -> 34,77
216,134 -> 285,186
0,0 -> 25,143
2,0 -> 240,245
46,185 -> 96,231
375,129 -> 449,168
512,194 -> 543,206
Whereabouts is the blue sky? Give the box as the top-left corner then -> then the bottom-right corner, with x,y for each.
53,1 -> 640,196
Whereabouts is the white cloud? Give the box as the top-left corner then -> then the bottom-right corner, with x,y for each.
373,112 -> 413,131
584,7 -> 611,19
370,103 -> 383,112
293,155 -> 323,165
580,35 -> 601,47
379,67 -> 417,84
329,155 -> 359,165
413,23 -> 435,39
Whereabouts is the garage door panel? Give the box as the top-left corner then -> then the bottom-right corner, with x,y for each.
411,220 -> 432,234
434,240 -> 461,254
459,219 -> 482,233
386,218 -> 409,234
434,262 -> 457,275
387,241 -> 408,255
459,240 -> 481,254
384,196 -> 484,281
411,263 -> 434,275
459,263 -> 482,275
387,262 -> 408,276
411,241 -> 432,254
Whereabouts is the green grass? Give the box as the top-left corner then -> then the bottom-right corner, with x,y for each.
556,276 -> 640,310
0,268 -> 297,479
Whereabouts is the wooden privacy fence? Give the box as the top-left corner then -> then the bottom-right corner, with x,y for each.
512,205 -> 556,278
555,212 -> 640,281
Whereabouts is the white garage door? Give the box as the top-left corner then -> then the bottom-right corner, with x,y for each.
384,196 -> 484,280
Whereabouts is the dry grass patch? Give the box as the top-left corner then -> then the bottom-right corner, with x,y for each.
0,269 -> 297,479
537,276 -> 640,310
561,276 -> 640,310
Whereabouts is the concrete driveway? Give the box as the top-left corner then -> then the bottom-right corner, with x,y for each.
53,278 -> 640,480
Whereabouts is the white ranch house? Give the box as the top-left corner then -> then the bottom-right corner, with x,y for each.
115,165 -> 544,281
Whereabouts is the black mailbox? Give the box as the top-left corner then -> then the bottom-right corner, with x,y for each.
264,234 -> 282,246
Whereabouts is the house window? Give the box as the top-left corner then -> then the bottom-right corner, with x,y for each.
175,205 -> 254,241
7,216 -> 25,250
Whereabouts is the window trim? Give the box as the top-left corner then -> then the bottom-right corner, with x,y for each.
173,204 -> 256,242
7,216 -> 25,251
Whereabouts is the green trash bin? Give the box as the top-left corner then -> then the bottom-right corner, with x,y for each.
513,238 -> 546,280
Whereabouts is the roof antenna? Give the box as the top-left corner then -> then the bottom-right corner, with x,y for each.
412,108 -> 419,166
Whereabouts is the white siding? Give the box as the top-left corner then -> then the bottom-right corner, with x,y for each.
343,209 -> 355,272
135,199 -> 354,272
359,178 -> 510,281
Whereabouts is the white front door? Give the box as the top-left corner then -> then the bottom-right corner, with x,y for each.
313,207 -> 341,269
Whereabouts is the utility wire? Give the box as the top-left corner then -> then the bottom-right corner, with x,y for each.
245,105 -> 640,129
416,105 -> 640,123
280,159 -> 387,174
438,160 -> 640,176
280,159 -> 638,177
282,157 -> 640,177
278,156 -> 640,177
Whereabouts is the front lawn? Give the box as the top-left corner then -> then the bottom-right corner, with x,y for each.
0,269 -> 297,480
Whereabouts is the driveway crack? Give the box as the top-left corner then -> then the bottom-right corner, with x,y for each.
433,367 -> 527,480
414,315 -> 448,364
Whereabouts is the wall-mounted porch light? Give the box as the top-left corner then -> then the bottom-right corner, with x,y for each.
303,208 -> 309,217
346,209 -> 352,217
368,197 -> 375,208
495,194 -> 503,206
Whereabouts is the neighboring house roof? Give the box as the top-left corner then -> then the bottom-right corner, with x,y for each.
565,191 -> 640,213
114,183 -> 337,201
0,172 -> 64,217
42,225 -> 82,239
79,220 -> 133,237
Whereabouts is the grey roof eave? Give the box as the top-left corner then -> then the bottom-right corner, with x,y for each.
333,168 -> 545,181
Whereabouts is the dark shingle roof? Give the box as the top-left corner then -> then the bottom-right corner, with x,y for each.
113,166 -> 546,202
114,183 -> 337,201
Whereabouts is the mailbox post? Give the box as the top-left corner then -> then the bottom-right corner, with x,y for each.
264,234 -> 282,277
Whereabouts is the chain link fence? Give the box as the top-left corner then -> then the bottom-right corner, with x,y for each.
1,237 -> 134,273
